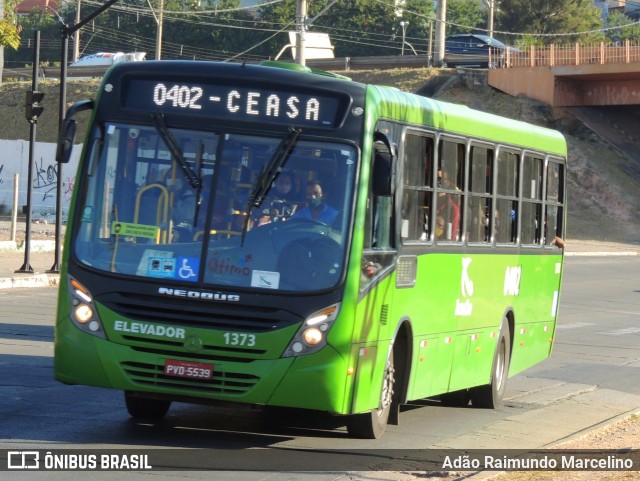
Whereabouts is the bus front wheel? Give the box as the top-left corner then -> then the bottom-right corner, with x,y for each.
347,352 -> 395,439
124,391 -> 171,421
470,318 -> 511,408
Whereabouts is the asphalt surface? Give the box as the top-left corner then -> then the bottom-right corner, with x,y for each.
0,238 -> 639,480
1,238 -> 639,290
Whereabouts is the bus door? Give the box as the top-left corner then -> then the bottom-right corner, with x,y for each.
351,141 -> 397,414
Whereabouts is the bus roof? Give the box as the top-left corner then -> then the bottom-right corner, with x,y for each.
367,84 -> 567,157
97,60 -> 565,158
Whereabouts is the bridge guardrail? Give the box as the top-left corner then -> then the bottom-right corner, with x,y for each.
502,41 -> 640,68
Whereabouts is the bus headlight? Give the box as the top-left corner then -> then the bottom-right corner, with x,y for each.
74,304 -> 93,323
283,303 -> 340,357
68,277 -> 106,339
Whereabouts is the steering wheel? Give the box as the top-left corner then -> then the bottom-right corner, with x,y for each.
277,236 -> 342,290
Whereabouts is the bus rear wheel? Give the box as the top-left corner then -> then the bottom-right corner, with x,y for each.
470,318 -> 511,408
347,352 -> 395,439
124,391 -> 171,421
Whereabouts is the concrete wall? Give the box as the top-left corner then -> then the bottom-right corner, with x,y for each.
0,140 -> 81,217
488,67 -> 556,105
489,63 -> 640,107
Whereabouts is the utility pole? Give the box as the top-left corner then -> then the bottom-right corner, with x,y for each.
487,0 -> 495,38
295,0 -> 307,66
73,0 -> 81,63
434,0 -> 446,67
156,0 -> 164,60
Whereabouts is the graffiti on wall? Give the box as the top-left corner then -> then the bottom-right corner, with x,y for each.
34,157 -> 58,202
0,140 -> 80,213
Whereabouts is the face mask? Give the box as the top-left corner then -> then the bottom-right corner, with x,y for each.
309,197 -> 323,208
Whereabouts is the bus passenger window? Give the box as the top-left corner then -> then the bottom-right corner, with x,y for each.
468,145 -> 493,243
401,133 -> 434,243
520,155 -> 543,245
495,149 -> 519,245
545,161 -> 565,245
435,139 -> 464,242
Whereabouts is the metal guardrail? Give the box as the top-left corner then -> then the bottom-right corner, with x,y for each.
2,55 -> 433,81
4,42 -> 639,81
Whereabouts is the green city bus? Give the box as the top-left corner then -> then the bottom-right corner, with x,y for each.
54,60 -> 566,438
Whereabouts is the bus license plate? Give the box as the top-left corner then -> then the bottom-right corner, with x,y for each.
164,359 -> 214,380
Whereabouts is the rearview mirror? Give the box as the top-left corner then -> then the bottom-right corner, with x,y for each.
56,99 -> 94,164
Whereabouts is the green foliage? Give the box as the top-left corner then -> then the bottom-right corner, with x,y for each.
0,0 -> 21,50
605,10 -> 640,43
5,0 -> 637,65
496,0 -> 603,43
0,19 -> 20,50
259,0 -> 436,58
446,0 -> 485,35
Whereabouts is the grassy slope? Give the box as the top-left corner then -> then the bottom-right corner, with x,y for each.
1,68 -> 638,243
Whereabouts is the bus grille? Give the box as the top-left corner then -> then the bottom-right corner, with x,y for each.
121,361 -> 259,395
124,340 -> 266,362
98,292 -> 301,332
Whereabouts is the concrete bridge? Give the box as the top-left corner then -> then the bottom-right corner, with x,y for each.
488,42 -> 640,107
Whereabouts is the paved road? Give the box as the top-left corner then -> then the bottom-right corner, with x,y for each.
0,255 -> 639,479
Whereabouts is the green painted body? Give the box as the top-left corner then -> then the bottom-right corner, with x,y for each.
54,62 -> 565,418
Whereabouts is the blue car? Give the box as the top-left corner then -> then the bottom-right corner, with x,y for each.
444,33 -> 515,68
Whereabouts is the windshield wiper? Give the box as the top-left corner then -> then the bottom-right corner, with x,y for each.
247,127 -> 301,210
241,127 -> 301,243
151,113 -> 201,189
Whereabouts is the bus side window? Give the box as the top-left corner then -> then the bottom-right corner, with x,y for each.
495,149 -> 519,244
545,160 -> 565,245
521,154 -> 544,245
401,133 -> 434,242
361,144 -> 396,288
468,144 -> 493,243
436,139 -> 464,242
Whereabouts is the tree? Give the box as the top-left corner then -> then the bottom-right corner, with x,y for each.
5,9 -> 59,68
446,0 -> 485,36
605,10 -> 640,43
259,0 -> 436,59
0,0 -> 21,84
496,0 -> 603,43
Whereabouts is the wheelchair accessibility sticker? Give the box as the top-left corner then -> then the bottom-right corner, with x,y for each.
148,256 -> 199,282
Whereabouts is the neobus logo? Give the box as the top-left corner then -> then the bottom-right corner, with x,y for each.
158,287 -> 240,302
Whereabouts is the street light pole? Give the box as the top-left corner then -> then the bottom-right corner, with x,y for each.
400,21 -> 408,56
49,0 -> 120,273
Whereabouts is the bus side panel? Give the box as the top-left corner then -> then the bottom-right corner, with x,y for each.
508,253 -> 563,375
408,335 -> 454,400
392,252 -> 562,399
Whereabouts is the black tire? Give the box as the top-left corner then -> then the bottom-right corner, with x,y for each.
470,318 -> 511,409
347,352 -> 395,439
124,391 -> 171,421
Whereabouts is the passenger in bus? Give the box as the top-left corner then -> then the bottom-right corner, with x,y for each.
436,192 -> 460,241
266,170 -> 300,221
293,181 -> 339,225
272,171 -> 299,202
170,178 -> 197,242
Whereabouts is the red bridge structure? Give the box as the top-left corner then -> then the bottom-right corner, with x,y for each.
489,41 -> 640,107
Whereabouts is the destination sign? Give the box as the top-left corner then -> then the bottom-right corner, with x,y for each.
123,79 -> 346,128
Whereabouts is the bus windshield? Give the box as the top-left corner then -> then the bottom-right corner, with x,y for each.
74,122 -> 357,292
